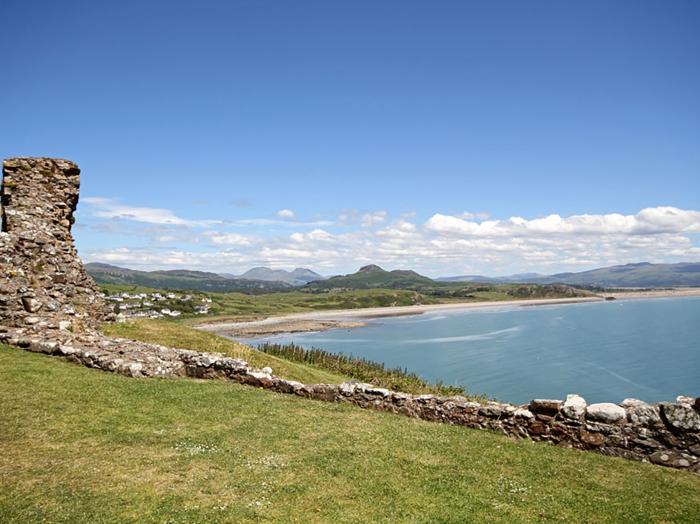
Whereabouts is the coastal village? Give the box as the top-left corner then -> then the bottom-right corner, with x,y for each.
106,291 -> 213,320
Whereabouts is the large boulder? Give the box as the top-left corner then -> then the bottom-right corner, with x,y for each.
621,398 -> 662,427
561,394 -> 586,419
661,403 -> 700,431
586,403 -> 626,424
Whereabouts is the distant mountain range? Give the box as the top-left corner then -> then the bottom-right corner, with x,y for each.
225,267 -> 325,286
438,262 -> 700,288
87,261 -> 700,293
306,264 -> 436,290
85,263 -> 293,293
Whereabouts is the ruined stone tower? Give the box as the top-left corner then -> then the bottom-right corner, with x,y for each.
0,157 -> 109,331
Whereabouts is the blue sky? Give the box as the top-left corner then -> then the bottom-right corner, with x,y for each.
1,0 -> 699,276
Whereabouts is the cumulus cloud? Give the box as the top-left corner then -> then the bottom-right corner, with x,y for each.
80,206 -> 700,275
276,209 -> 295,219
426,207 -> 700,237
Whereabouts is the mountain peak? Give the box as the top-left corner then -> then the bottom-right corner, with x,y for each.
358,264 -> 384,273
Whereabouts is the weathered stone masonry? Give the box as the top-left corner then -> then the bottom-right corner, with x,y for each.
1,157 -> 698,474
0,158 -> 111,330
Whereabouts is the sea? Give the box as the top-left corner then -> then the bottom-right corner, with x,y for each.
238,296 -> 700,404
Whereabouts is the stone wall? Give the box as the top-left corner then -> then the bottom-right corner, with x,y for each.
0,158 -> 110,331
1,157 -> 698,474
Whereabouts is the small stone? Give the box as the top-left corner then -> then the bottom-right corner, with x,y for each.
620,398 -> 645,408
365,386 -> 391,397
586,403 -> 626,424
514,407 -> 534,420
128,363 -> 144,377
261,366 -> 273,375
529,399 -> 562,416
21,296 -> 42,313
58,320 -> 72,331
580,429 -> 605,447
649,450 -> 694,468
561,394 -> 586,419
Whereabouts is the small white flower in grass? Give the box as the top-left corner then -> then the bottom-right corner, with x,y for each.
173,439 -> 221,455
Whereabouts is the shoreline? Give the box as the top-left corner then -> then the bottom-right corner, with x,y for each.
196,288 -> 700,338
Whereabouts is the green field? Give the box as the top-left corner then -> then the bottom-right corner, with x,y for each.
189,286 -> 592,324
2,344 -> 699,523
98,283 -> 594,324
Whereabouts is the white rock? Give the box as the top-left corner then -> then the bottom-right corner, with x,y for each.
514,407 -> 534,420
562,394 -> 587,419
586,403 -> 626,424
365,386 -> 391,397
128,363 -> 144,376
676,395 -> 694,406
339,382 -> 356,395
59,345 -> 78,356
261,366 -> 273,375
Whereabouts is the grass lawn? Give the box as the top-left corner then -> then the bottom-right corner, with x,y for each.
1,344 -> 699,523
102,319 -> 345,384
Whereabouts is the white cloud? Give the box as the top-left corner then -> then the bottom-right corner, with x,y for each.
83,197 -> 220,227
203,232 -> 256,246
229,218 -> 333,227
425,207 -> 700,237
361,211 -> 388,227
80,206 -> 700,275
290,229 -> 334,243
276,209 -> 295,219
461,211 -> 491,220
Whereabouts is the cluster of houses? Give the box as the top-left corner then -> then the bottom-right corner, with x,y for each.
106,291 -> 213,320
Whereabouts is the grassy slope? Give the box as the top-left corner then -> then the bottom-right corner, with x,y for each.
196,288 -> 441,322
103,319 -> 345,384
1,344 -> 699,523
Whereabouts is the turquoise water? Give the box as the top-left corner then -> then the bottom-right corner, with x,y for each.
241,297 -> 700,404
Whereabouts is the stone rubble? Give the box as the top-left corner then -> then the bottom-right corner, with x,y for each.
1,157 -> 699,474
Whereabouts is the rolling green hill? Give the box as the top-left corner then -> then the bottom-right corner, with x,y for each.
439,262 -> 700,288
542,262 -> 700,288
85,263 -> 292,293
305,264 -> 436,290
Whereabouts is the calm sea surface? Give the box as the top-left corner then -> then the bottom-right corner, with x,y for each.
240,297 -> 700,404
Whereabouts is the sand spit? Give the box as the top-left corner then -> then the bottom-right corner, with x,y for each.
197,289 -> 700,338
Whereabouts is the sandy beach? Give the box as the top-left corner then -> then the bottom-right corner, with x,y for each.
196,288 -> 700,338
